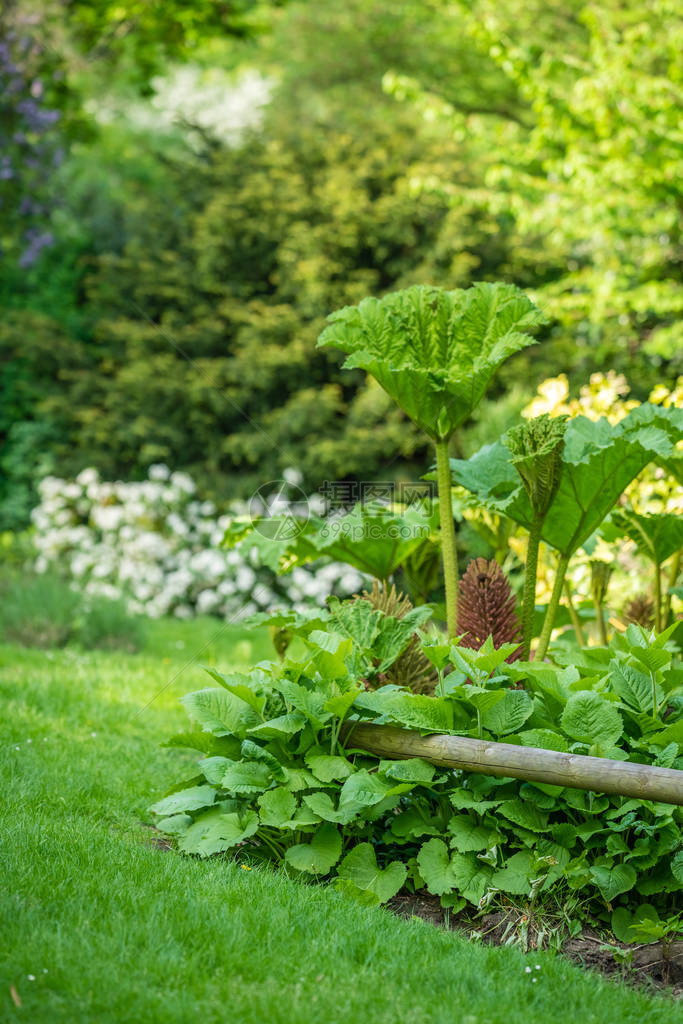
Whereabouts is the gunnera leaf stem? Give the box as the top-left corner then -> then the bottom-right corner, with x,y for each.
521,515 -> 542,659
535,552 -> 571,661
435,437 -> 459,639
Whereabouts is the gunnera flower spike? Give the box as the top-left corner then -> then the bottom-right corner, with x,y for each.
457,558 -> 521,656
504,414 -> 567,658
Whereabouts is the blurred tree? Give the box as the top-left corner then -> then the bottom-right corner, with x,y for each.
4,0 -> 679,529
390,0 -> 683,384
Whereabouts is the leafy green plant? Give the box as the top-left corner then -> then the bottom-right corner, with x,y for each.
153,615 -> 682,924
224,499 -> 437,582
317,282 -> 547,637
450,404 -> 683,657
604,510 -> 683,633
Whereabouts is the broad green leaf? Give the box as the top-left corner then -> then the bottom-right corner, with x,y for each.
240,740 -> 286,781
257,786 -> 296,827
480,689 -> 533,736
611,905 -> 662,944
278,805 -> 323,830
517,729 -> 569,753
247,713 -> 307,740
161,731 -> 242,758
590,863 -> 637,902
271,679 -> 331,730
450,852 -> 494,906
221,761 -> 272,795
149,785 -> 216,817
156,814 -> 192,836
451,405 -> 683,556
448,814 -> 500,852
354,689 -> 453,732
452,637 -> 521,678
561,692 -> 623,746
203,669 -> 267,715
285,823 -> 341,875
374,609 -> 433,673
449,790 -> 504,813
631,647 -> 671,675
311,501 -> 436,579
178,808 -> 259,858
508,663 -> 574,708
324,686 -> 363,720
302,792 -> 359,825
248,499 -> 436,581
337,843 -> 407,903
327,598 -> 382,651
318,283 -> 545,440
305,752 -> 354,782
305,630 -> 353,680
282,767 -> 322,792
390,807 -> 442,839
498,799 -> 549,833
338,769 -> 394,810
417,838 -> 456,895
609,661 -> 656,714
180,688 -> 261,739
653,743 -> 679,768
648,720 -> 683,748
378,758 -> 436,784
605,509 -> 683,567
198,756 -> 234,786
672,851 -> 683,883
421,638 -> 452,671
491,851 -> 534,895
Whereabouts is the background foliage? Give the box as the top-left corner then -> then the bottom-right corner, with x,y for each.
1,0 -> 681,529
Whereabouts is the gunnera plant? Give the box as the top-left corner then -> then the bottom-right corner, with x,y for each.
357,580 -> 437,694
318,283 -> 547,639
504,413 -> 567,658
457,558 -> 521,656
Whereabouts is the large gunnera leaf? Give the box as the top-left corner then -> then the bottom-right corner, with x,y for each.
451,404 -> 683,557
317,283 -> 546,440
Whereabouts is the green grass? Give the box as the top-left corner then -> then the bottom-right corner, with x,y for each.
0,626 -> 679,1024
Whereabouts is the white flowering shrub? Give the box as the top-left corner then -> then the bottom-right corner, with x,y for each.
31,466 -> 363,619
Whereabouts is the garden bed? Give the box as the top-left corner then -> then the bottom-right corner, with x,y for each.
389,892 -> 683,996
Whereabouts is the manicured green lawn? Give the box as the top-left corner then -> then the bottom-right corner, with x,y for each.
0,625 -> 679,1024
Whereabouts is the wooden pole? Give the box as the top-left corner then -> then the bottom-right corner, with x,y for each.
342,723 -> 683,806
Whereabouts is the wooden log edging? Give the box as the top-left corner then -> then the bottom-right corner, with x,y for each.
341,723 -> 683,806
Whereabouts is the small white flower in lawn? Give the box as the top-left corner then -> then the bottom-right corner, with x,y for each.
91,732 -> 97,738
532,978 -> 537,984
26,738 -> 32,744
535,965 -> 541,970
28,975 -> 35,981
15,746 -> 20,751
524,966 -> 532,973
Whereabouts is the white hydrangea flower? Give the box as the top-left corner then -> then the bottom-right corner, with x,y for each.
76,468 -> 99,487
283,467 -> 303,486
